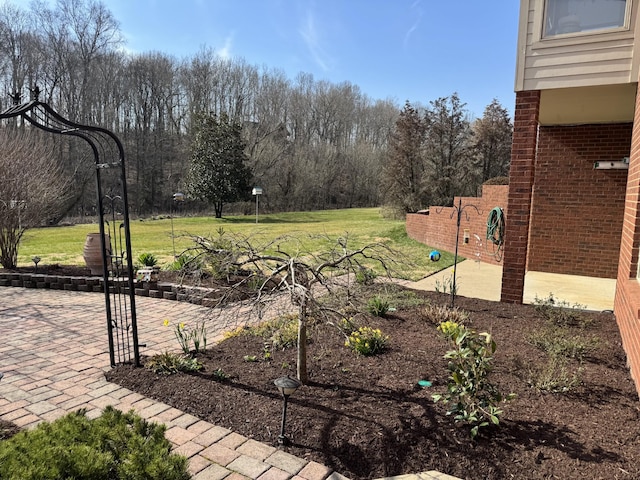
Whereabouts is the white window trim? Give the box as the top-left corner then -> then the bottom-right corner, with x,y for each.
532,0 -> 634,48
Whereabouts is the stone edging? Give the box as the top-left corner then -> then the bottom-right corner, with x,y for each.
0,271 -> 222,307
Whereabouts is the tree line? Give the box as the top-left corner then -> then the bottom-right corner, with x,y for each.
0,0 -> 512,220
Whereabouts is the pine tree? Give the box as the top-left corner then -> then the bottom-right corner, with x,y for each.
424,93 -> 472,205
187,112 -> 253,218
383,101 -> 427,213
471,99 -> 513,183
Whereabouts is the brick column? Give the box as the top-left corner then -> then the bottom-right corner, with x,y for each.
500,90 -> 540,304
613,86 -> 640,396
618,88 -> 640,279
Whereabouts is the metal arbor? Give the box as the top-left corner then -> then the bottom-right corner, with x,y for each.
0,89 -> 140,367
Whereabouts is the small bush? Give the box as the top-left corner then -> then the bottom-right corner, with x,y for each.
355,267 -> 377,285
422,303 -> 469,325
146,352 -> 203,375
0,407 -> 190,480
137,252 -> 158,267
529,326 -> 600,361
270,315 -> 300,350
432,321 -> 514,438
345,326 -> 389,356
533,293 -> 589,328
212,368 -> 229,381
528,356 -> 582,393
223,314 -> 307,352
167,253 -> 203,274
367,295 -> 390,316
483,176 -> 509,185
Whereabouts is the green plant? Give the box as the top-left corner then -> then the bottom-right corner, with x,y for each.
137,252 -> 158,267
168,253 -> 203,273
235,313 -> 306,351
355,266 -> 377,285
338,316 -> 359,335
432,320 -> 514,438
345,326 -> 389,356
422,303 -> 469,325
533,293 -> 589,327
434,274 -> 458,295
146,351 -> 203,375
528,355 -> 582,393
529,326 -> 600,361
243,355 -> 258,362
163,318 -> 207,354
367,295 -> 390,316
212,368 -> 229,381
0,407 -> 190,480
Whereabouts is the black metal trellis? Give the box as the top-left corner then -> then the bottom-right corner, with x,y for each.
0,88 -> 140,367
437,198 -> 481,308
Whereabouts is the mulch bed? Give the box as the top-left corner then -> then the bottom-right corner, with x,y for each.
106,288 -> 640,480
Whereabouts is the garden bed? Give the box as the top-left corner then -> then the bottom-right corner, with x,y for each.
106,288 -> 640,480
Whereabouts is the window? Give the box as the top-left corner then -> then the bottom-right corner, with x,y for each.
543,0 -> 629,37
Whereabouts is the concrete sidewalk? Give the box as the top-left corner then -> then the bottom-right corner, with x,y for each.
411,260 -> 616,312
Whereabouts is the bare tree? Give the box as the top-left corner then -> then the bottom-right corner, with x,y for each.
0,128 -> 71,268
183,232 -> 400,383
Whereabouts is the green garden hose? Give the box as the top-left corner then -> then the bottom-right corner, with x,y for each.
486,207 -> 505,261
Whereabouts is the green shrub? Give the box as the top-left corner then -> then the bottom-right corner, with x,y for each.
212,368 -> 229,381
0,407 -> 189,480
146,351 -> 203,375
533,293 -> 589,328
422,303 -> 469,325
269,314 -> 300,350
167,253 -> 203,273
432,321 -> 514,438
355,267 -> 377,285
345,326 -> 389,356
529,326 -> 600,361
367,295 -> 390,316
137,252 -> 158,267
528,355 -> 582,393
231,313 -> 305,350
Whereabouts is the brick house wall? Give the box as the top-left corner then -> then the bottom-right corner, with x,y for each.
405,184 -> 508,266
614,89 -> 640,395
528,124 -> 631,279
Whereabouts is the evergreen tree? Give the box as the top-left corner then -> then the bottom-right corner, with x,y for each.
471,99 -> 513,183
187,112 -> 253,218
382,101 -> 427,213
423,93 -> 472,205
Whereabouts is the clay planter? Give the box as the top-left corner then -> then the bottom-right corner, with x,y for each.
83,233 -> 111,275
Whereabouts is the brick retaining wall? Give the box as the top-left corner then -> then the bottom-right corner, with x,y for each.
405,185 -> 508,266
0,271 -> 224,307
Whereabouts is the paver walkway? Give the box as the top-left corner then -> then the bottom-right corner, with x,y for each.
0,287 -> 458,480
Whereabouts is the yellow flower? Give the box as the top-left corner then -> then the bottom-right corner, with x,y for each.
163,319 -> 170,327
179,322 -> 186,330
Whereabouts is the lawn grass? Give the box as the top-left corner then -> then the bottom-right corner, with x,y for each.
17,208 -> 454,281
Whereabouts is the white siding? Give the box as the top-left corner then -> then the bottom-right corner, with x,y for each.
516,0 -> 639,91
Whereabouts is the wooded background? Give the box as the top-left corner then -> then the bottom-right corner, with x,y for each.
0,0 -> 513,219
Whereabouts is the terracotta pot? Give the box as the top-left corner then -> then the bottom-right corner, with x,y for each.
83,233 -> 111,275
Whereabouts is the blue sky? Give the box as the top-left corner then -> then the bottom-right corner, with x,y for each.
17,0 -> 521,118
